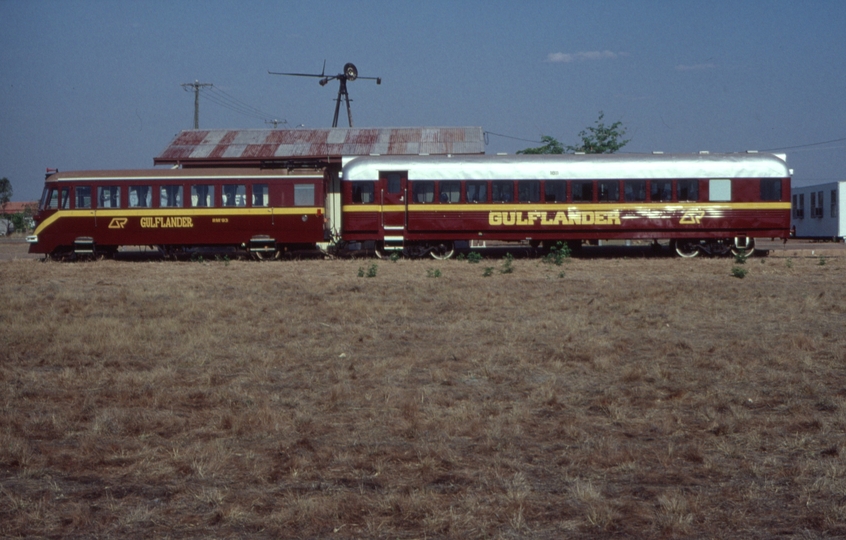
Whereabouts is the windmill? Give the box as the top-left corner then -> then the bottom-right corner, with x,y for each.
269,62 -> 381,128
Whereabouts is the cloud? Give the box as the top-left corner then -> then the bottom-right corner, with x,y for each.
675,63 -> 716,71
547,50 -> 621,63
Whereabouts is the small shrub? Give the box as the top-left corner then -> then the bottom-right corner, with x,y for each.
542,241 -> 571,266
456,253 -> 466,261
358,263 -> 378,278
731,266 -> 747,279
427,268 -> 442,278
819,256 -> 827,266
733,252 -> 747,265
500,253 -> 514,274
467,252 -> 482,264
390,251 -> 401,262
786,258 -> 793,269
558,271 -> 566,279
483,267 -> 494,277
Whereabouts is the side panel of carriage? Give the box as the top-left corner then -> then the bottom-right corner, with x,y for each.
341,172 -> 790,244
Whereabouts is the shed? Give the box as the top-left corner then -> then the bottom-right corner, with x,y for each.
791,181 -> 845,241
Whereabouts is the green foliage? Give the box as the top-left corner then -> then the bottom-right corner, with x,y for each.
542,241 -> 571,266
567,111 -> 630,154
467,251 -> 483,264
517,111 -> 630,155
733,252 -> 748,265
389,251 -> 401,262
786,258 -> 793,269
456,253 -> 466,261
0,177 -> 12,211
516,135 -> 564,155
558,271 -> 566,279
731,266 -> 748,279
819,256 -> 827,266
358,263 -> 378,278
482,267 -> 495,277
500,253 -> 514,274
426,268 -> 442,278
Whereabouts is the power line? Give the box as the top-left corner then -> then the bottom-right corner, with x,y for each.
182,80 -> 286,128
761,136 -> 846,152
205,86 -> 281,122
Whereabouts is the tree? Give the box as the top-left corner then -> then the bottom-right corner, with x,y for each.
518,111 -> 630,155
0,177 -> 12,215
516,135 -> 564,155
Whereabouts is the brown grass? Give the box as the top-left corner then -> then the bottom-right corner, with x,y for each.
1,253 -> 845,538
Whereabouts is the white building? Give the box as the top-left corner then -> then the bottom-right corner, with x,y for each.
791,181 -> 845,241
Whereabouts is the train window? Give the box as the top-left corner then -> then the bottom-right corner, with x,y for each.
161,185 -> 183,208
760,179 -> 781,201
294,184 -> 315,206
351,182 -> 374,204
386,173 -> 402,194
650,180 -> 672,202
59,187 -> 70,209
253,184 -> 269,206
75,186 -> 92,209
571,181 -> 593,202
223,184 -> 247,207
491,181 -> 514,203
466,182 -> 487,203
709,179 -> 731,202
129,186 -> 152,208
98,186 -> 121,208
545,181 -> 567,202
598,180 -> 620,202
624,180 -> 647,202
191,185 -> 215,207
677,180 -> 698,201
439,181 -> 460,203
45,188 -> 59,209
518,181 -> 541,203
412,181 -> 435,203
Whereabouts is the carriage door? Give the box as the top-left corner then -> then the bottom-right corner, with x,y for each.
380,171 -> 407,251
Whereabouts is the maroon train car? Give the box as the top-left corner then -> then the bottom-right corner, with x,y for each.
339,152 -> 791,258
27,168 -> 325,259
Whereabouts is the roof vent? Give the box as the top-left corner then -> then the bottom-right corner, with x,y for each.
496,152 -> 508,156
652,151 -> 664,154
699,151 -> 709,154
746,150 -> 758,153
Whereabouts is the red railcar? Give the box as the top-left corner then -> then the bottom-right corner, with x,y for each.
27,168 -> 325,259
339,152 -> 791,258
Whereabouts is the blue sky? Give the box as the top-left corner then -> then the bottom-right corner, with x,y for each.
2,0 -> 845,200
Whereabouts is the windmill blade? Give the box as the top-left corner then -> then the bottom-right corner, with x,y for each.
268,71 -> 329,78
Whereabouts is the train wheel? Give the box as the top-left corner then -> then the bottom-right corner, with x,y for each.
731,238 -> 756,258
374,242 -> 395,259
251,248 -> 280,261
429,242 -> 455,260
673,239 -> 701,258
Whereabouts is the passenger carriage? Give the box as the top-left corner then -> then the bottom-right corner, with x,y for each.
339,152 -> 791,258
27,168 -> 325,259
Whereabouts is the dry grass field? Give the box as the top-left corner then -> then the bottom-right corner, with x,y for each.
1,251 -> 845,538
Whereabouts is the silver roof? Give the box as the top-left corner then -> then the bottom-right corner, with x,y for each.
343,153 -> 790,181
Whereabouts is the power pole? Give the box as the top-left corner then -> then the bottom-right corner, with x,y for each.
181,80 -> 213,129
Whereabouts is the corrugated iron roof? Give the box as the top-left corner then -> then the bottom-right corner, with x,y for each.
154,127 -> 485,167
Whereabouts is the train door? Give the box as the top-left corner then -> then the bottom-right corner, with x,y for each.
379,171 -> 407,253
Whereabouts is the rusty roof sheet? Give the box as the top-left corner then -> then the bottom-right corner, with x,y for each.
154,127 -> 485,166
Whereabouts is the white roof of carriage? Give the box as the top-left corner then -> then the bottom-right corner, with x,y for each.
343,152 -> 789,181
